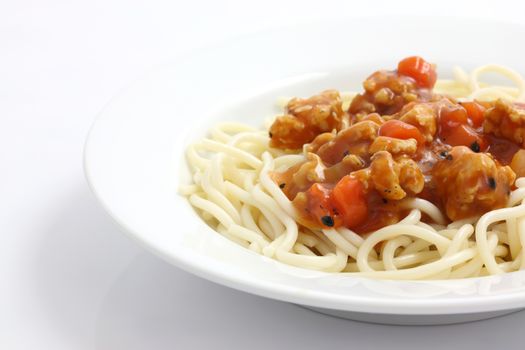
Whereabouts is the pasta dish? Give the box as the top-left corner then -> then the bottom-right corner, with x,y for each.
182,57 -> 525,280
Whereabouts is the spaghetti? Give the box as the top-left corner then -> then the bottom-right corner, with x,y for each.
182,59 -> 525,280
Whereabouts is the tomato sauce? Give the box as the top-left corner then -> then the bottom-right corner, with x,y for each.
269,57 -> 522,234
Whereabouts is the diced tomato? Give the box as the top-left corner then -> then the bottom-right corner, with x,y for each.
461,101 -> 486,128
441,124 -> 486,150
397,56 -> 437,89
305,183 -> 341,228
379,119 -> 426,146
439,105 -> 468,129
487,135 -> 520,165
330,176 -> 368,228
438,104 -> 486,150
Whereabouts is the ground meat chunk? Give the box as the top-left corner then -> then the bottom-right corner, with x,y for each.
361,113 -> 386,125
398,103 -> 437,142
397,156 -> 425,195
315,120 -> 379,165
270,152 -> 327,200
432,146 -> 516,220
483,99 -> 525,147
305,132 -> 336,154
349,70 -> 432,121
369,136 -> 417,155
511,149 -> 525,178
291,153 -> 325,189
269,90 -> 345,149
324,154 -> 365,183
368,151 -> 424,200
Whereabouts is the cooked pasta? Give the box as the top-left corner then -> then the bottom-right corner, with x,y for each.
181,57 -> 525,280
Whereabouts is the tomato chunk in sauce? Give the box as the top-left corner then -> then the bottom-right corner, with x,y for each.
269,57 -> 523,234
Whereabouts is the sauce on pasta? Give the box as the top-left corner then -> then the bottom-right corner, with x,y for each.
269,57 -> 524,234
183,57 -> 525,278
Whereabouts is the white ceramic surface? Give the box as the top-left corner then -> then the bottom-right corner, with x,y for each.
84,17 -> 525,325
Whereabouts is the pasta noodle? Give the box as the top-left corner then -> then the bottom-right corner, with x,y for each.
182,64 -> 525,280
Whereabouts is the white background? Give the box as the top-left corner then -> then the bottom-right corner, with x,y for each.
3,1 -> 525,349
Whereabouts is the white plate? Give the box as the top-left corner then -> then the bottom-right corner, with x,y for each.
85,17 -> 525,325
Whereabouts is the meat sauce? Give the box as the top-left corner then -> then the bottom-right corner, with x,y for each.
269,56 -> 524,234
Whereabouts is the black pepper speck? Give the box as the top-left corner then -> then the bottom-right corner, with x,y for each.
321,215 -> 334,227
488,177 -> 496,189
